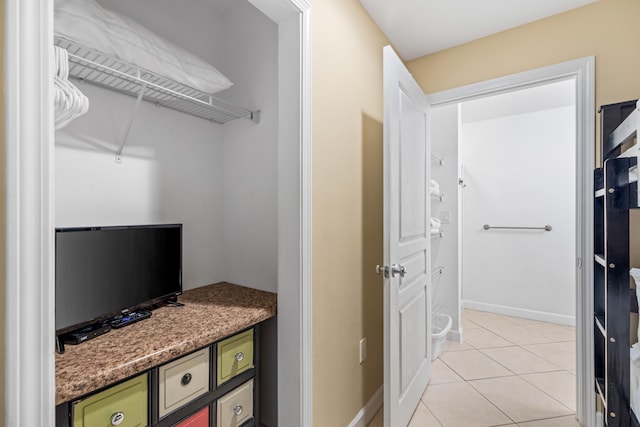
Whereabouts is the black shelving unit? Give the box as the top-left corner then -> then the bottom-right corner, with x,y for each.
595,100 -> 640,427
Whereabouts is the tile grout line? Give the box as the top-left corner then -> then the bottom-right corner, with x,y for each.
517,369 -> 576,413
473,322 -> 577,418
379,310 -> 578,427
477,346 -> 566,375
421,381 -> 518,427
423,312 -> 577,427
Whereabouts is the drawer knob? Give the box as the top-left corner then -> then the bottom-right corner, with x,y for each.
235,352 -> 245,362
233,405 -> 244,416
110,411 -> 125,426
181,372 -> 192,386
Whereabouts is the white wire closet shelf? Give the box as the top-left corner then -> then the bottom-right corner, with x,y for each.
54,36 -> 260,124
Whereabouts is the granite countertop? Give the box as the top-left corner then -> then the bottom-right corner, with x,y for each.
55,282 -> 277,405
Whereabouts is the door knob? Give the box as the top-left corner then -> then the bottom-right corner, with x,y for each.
376,264 -> 406,278
391,264 -> 407,278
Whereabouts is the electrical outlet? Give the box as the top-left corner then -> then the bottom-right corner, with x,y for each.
359,338 -> 367,364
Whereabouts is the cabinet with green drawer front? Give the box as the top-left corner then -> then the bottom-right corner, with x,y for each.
56,325 -> 261,427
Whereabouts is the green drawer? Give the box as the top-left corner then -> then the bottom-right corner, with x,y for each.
72,373 -> 148,427
217,329 -> 254,385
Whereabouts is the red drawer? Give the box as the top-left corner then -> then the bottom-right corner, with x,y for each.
174,406 -> 209,427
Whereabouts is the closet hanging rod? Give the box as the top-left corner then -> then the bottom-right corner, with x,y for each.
431,154 -> 445,166
483,224 -> 552,232
431,266 -> 444,277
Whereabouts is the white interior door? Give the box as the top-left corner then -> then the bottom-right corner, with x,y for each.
382,45 -> 431,427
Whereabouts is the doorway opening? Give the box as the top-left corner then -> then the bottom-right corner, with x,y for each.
425,57 -> 594,427
412,78 -> 580,426
431,78 -> 577,333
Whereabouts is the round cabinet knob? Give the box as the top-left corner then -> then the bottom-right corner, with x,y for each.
235,352 -> 245,362
110,412 -> 125,426
181,372 -> 192,386
233,405 -> 244,416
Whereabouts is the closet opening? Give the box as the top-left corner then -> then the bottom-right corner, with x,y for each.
4,0 -> 311,425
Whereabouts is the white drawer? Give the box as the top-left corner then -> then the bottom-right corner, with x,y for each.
216,379 -> 254,427
158,347 -> 210,418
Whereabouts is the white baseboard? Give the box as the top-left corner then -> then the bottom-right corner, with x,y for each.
447,326 -> 463,344
348,385 -> 383,427
463,300 -> 575,326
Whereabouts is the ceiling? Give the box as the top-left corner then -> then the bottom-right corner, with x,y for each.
358,0 -> 597,60
460,79 -> 575,124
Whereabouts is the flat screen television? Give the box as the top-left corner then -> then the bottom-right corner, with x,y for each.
55,224 -> 182,336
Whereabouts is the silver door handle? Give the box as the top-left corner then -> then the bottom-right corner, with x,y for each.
376,264 -> 407,278
391,264 -> 406,278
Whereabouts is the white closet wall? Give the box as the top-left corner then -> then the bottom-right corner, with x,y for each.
221,1 -> 278,293
55,81 -> 228,289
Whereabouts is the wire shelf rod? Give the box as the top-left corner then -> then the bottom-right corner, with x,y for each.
56,36 -> 260,124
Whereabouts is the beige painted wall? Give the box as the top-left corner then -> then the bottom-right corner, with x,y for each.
311,0 -> 390,424
407,0 -> 640,163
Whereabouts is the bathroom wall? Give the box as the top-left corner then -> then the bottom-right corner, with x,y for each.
459,81 -> 576,324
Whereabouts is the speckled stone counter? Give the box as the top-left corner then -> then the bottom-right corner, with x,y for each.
55,282 -> 277,405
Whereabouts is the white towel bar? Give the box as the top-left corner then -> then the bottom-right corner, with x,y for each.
483,224 -> 552,231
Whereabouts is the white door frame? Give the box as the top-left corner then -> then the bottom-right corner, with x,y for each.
427,57 -> 595,427
4,1 -> 312,426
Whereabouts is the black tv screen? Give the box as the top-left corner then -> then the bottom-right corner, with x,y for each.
55,224 -> 182,335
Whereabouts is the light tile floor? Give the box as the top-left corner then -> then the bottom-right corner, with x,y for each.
368,309 -> 579,427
